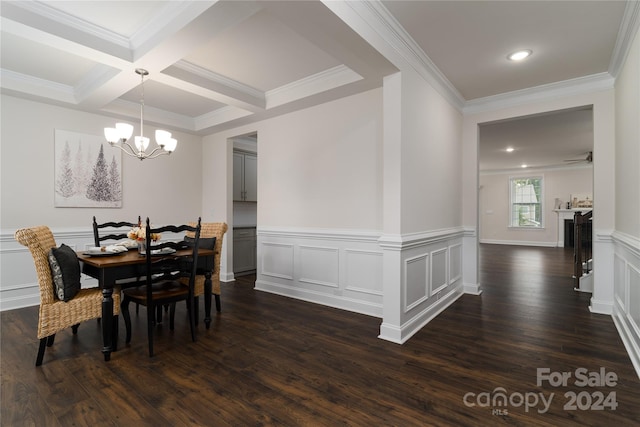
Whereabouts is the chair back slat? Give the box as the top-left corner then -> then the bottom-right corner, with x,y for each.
93,216 -> 141,247
143,218 -> 202,302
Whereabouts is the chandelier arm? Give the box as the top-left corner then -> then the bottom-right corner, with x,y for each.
144,147 -> 172,159
109,141 -> 144,159
108,140 -> 171,161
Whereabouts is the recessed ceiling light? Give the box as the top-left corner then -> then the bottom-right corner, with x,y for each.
506,147 -> 515,153
521,164 -> 528,168
508,50 -> 532,61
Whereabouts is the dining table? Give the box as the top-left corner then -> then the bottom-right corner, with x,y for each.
77,247 -> 215,361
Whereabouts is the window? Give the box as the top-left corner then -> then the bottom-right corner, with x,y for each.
510,177 -> 543,228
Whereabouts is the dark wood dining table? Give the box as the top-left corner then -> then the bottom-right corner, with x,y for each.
77,247 -> 215,361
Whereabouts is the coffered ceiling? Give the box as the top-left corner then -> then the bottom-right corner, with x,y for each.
1,1 -> 637,169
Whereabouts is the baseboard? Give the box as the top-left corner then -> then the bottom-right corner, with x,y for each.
0,294 -> 40,312
480,239 -> 557,247
220,272 -> 235,282
589,297 -> 613,315
255,279 -> 382,317
378,286 -> 463,344
463,282 -> 483,295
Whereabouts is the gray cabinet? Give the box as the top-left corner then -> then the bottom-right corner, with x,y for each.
233,227 -> 256,275
233,151 -> 257,202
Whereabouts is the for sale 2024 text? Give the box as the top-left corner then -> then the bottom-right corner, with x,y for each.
537,367 -> 618,411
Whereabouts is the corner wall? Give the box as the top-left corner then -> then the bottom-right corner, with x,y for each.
612,24 -> 640,378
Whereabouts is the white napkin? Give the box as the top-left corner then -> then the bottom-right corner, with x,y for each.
105,245 -> 127,253
116,240 -> 137,249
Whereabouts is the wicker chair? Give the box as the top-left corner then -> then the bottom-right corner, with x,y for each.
180,222 -> 228,319
15,226 -> 120,366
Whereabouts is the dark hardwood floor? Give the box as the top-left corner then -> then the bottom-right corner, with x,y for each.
2,244 -> 639,426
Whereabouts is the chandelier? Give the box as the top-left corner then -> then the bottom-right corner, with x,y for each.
104,68 -> 177,160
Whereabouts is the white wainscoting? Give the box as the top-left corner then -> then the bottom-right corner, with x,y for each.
255,227 -> 384,317
0,227 -> 198,312
0,228 -> 100,311
378,227 -> 465,343
611,231 -> 640,379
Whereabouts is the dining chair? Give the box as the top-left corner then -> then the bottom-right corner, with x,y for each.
120,218 -> 202,357
93,216 -> 144,311
180,222 -> 228,320
15,226 -> 120,366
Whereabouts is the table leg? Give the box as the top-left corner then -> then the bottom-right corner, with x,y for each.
204,272 -> 212,329
101,288 -> 113,361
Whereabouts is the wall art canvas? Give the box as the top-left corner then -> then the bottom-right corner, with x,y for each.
54,129 -> 122,208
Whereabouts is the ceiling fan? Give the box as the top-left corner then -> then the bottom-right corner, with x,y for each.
564,151 -> 593,164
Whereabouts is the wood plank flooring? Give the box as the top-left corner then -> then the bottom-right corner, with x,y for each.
2,244 -> 639,426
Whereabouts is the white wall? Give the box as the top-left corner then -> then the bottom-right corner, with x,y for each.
0,95 -> 203,228
203,88 -> 385,315
1,95 -> 203,310
612,25 -> 640,378
257,89 -> 383,230
399,71 -> 463,234
480,167 -> 593,246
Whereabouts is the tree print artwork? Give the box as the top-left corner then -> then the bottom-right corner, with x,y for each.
54,129 -> 122,208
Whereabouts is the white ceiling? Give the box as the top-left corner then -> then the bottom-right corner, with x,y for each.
479,107 -> 594,172
1,1 -> 637,170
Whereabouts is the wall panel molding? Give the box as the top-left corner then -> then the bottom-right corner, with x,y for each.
404,253 -> 429,312
256,227 -> 383,317
378,230 -> 465,344
611,231 -> 640,379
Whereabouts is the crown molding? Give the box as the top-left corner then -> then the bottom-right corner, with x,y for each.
194,106 -> 253,131
0,68 -> 75,103
609,0 -> 640,77
321,0 -> 465,111
357,1 -> 465,110
171,60 -> 265,106
265,65 -> 362,109
463,72 -> 615,115
11,0 -> 130,48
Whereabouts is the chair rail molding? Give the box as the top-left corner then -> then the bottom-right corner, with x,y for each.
1,227 -> 98,311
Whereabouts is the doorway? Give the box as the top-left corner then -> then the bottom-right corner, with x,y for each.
231,132 -> 258,277
477,107 -> 594,285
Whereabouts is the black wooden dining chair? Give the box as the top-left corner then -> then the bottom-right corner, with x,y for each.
120,218 -> 202,357
93,215 -> 144,314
